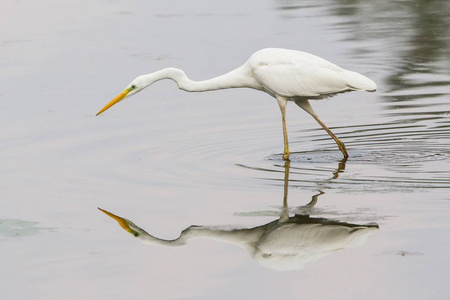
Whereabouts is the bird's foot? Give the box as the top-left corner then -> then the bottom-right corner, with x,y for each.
338,142 -> 349,159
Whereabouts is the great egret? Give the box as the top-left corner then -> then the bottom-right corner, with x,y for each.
99,163 -> 379,271
99,205 -> 378,270
96,48 -> 376,160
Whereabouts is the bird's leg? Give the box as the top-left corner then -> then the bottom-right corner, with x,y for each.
276,97 -> 290,161
295,99 -> 349,158
313,116 -> 349,158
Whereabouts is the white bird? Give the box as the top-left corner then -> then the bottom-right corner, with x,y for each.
98,162 -> 378,271
98,200 -> 379,271
96,48 -> 377,160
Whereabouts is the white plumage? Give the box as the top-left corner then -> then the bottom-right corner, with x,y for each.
250,48 -> 376,98
98,207 -> 379,271
97,48 -> 377,160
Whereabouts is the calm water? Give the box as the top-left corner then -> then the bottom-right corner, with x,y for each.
1,0 -> 450,299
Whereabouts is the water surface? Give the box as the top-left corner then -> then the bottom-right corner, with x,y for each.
1,0 -> 450,299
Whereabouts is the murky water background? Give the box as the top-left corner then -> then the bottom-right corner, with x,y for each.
1,0 -> 450,299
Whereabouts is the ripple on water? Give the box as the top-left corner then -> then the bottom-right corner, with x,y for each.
22,106 -> 447,193
236,114 -> 450,192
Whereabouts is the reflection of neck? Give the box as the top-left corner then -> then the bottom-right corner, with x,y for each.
138,232 -> 186,247
137,224 -> 274,253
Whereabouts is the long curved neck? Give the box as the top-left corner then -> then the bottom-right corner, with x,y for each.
136,225 -> 271,252
137,231 -> 186,247
143,66 -> 261,92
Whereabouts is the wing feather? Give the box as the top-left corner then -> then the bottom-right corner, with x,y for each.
248,48 -> 376,98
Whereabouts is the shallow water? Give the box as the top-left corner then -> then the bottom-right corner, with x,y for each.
1,0 -> 450,299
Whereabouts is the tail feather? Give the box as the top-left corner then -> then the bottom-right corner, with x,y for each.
344,70 -> 377,92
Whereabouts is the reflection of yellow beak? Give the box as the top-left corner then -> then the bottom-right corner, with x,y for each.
96,88 -> 131,116
98,207 -> 139,236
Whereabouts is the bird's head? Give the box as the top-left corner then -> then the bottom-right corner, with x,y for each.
96,75 -> 149,116
98,207 -> 143,237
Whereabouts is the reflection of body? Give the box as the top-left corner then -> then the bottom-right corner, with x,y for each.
252,214 -> 378,270
100,163 -> 378,271
99,201 -> 378,271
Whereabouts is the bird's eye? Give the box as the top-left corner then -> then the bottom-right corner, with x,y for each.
131,85 -> 136,89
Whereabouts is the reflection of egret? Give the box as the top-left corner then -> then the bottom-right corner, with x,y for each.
96,48 -> 376,160
99,163 -> 378,271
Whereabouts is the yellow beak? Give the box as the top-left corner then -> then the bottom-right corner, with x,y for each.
98,207 -> 138,236
96,88 -> 131,116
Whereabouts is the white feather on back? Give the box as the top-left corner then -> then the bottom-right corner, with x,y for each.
248,48 -> 376,98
